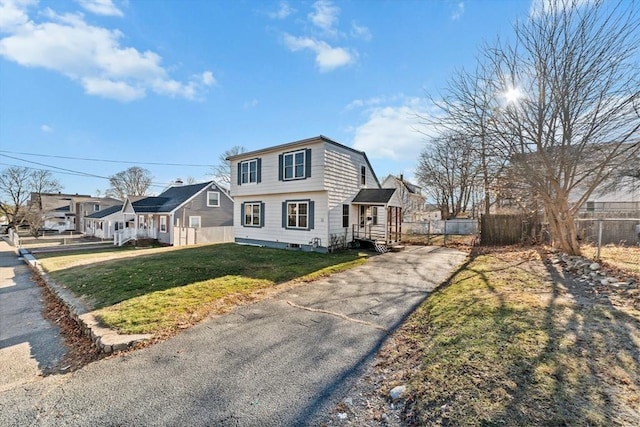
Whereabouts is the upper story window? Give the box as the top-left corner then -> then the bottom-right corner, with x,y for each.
207,191 -> 220,207
361,165 -> 366,185
284,150 -> 305,180
238,158 -> 261,185
279,148 -> 312,181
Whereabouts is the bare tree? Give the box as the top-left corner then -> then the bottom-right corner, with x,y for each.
0,167 -> 61,228
422,63 -> 507,216
416,133 -> 480,219
488,0 -> 640,255
106,167 -> 153,200
211,146 -> 247,186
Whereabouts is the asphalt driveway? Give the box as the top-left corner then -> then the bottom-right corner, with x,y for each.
0,245 -> 466,426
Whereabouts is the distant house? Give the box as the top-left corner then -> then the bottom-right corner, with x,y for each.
29,192 -> 121,233
574,187 -> 640,215
116,180 -> 233,246
381,174 -> 437,222
84,204 -> 123,239
227,135 -> 402,253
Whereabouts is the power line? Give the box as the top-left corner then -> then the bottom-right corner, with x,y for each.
0,155 -> 172,188
0,150 -> 214,168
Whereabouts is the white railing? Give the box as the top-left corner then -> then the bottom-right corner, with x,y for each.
114,227 -> 158,246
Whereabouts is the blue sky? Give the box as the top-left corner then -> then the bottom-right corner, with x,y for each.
0,0 -> 532,196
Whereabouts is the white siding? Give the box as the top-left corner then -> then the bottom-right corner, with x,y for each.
229,137 -> 381,250
230,141 -> 325,198
233,192 -> 329,248
324,144 -> 378,239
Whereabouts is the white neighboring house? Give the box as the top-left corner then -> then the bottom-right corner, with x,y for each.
84,204 -> 123,239
227,135 -> 403,253
381,174 -> 439,222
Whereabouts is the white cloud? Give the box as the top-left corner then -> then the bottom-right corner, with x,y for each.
0,2 -> 214,102
308,0 -> 339,36
351,98 -> 437,161
350,21 -> 371,41
451,2 -> 465,20
0,0 -> 34,32
283,33 -> 353,71
76,0 -> 123,17
40,124 -> 53,132
268,1 -> 294,19
201,71 -> 216,86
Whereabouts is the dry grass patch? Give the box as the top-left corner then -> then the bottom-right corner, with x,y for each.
388,247 -> 640,426
581,244 -> 640,276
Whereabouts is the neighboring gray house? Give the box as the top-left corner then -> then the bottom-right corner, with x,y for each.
116,180 -> 233,246
227,135 -> 403,253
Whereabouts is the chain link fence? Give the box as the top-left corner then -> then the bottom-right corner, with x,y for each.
575,217 -> 640,272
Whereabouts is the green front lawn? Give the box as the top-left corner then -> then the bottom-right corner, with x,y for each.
37,244 -> 367,335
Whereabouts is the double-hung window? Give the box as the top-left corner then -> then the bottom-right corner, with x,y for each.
207,191 -> 220,207
243,202 -> 262,227
282,199 -> 314,230
239,159 -> 260,184
287,201 -> 308,229
160,216 -> 167,233
283,150 -> 306,180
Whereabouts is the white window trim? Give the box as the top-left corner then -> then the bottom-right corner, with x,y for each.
240,159 -> 258,184
207,191 -> 220,207
287,201 -> 309,229
283,150 -> 306,181
244,202 -> 262,227
189,216 -> 201,229
160,216 -> 167,233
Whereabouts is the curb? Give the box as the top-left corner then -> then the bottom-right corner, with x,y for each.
19,249 -> 152,354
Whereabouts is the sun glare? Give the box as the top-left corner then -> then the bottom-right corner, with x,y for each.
502,86 -> 524,105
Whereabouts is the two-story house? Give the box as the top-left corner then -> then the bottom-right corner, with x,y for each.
381,174 -> 435,222
228,136 -> 402,253
29,192 -> 121,233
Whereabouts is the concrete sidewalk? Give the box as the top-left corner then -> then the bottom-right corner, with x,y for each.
0,245 -> 467,426
0,240 -> 67,392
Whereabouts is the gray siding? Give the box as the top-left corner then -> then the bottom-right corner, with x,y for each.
174,184 -> 234,228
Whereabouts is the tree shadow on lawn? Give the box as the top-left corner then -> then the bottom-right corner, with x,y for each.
458,250 -> 640,426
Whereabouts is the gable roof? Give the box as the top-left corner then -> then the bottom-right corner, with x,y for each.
383,174 -> 422,195
86,204 -> 123,219
131,181 -> 214,214
227,135 -> 382,188
352,189 -> 397,204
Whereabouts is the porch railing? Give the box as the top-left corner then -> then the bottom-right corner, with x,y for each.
352,224 -> 387,242
114,227 -> 158,246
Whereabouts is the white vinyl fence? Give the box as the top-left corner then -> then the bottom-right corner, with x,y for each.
404,219 -> 479,236
173,226 -> 234,246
